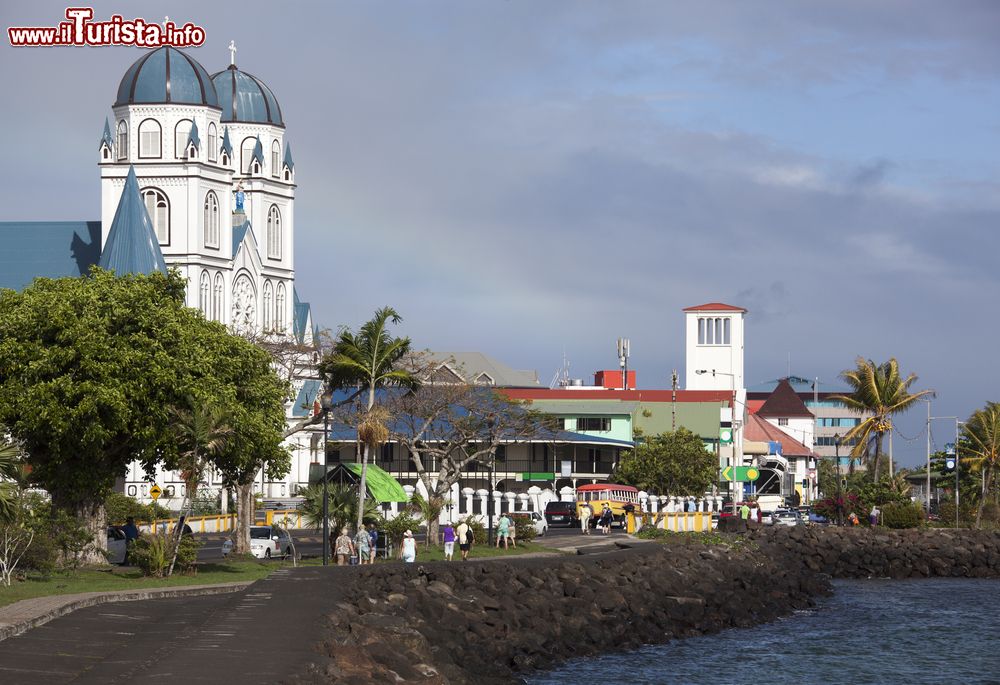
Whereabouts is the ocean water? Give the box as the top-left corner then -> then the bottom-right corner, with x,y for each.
530,578 -> 1000,685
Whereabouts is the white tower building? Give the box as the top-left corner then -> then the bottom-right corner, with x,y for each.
683,302 -> 746,392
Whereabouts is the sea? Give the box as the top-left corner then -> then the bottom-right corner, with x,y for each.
529,578 -> 1000,685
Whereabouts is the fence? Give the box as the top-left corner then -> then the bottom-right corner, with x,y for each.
136,509 -> 304,534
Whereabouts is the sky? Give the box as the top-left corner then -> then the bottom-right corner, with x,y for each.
2,1 -> 998,466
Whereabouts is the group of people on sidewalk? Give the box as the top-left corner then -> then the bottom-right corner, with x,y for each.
330,524 -> 379,566
579,503 -> 615,535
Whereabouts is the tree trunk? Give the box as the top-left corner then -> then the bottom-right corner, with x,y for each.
64,498 -> 108,566
425,493 -> 445,548
356,387 -> 376,534
233,482 -> 255,555
871,433 -> 883,482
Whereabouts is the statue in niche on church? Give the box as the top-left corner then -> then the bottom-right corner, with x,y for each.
234,181 -> 248,212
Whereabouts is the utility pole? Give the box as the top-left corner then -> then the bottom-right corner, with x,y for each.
617,338 -> 630,390
926,401 -> 932,515
671,369 -> 678,430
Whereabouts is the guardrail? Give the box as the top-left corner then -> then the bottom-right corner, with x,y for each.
656,512 -> 713,532
135,509 -> 305,534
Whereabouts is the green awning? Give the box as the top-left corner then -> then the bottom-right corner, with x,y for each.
342,463 -> 409,503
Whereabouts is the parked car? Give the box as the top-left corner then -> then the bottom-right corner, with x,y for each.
772,509 -> 804,527
511,511 -> 547,537
544,501 -> 578,528
107,526 -> 127,564
222,525 -> 293,559
760,510 -> 775,526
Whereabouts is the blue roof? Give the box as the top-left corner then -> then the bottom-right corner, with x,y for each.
186,119 -> 200,150
115,47 -> 219,108
210,65 -> 284,125
98,165 -> 167,275
293,288 -> 311,344
231,220 -> 249,256
292,379 -> 323,418
0,221 -> 101,291
251,136 -> 264,165
283,142 -> 294,171
220,126 -> 233,157
100,118 -> 113,150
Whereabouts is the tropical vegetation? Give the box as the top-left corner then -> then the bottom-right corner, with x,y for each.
614,428 -> 717,496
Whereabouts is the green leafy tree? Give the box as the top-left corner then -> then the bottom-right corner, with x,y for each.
828,357 -> 933,481
614,428 -> 716,496
320,307 -> 419,533
960,402 -> 1000,528
297,483 -> 380,538
0,269 -> 286,562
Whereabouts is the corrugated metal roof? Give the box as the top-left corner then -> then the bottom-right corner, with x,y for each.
527,400 -> 639,415
97,165 -> 166,276
743,413 -> 813,457
0,221 -> 102,291
756,378 -> 814,418
423,351 -> 539,387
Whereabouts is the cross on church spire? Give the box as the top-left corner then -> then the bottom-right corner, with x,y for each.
228,40 -> 237,66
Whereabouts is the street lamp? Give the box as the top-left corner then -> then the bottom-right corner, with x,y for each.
696,369 -> 739,517
834,433 -> 843,526
320,390 -> 333,567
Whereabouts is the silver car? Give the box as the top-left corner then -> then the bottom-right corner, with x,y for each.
222,525 -> 293,559
772,509 -> 804,527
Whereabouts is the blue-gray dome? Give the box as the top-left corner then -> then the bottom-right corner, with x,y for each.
115,47 -> 219,108
210,65 -> 283,126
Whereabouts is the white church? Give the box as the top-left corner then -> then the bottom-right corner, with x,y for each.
0,44 -> 321,508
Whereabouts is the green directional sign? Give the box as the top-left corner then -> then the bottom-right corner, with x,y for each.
721,466 -> 760,482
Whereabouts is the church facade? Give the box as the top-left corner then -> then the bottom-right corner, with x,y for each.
0,44 -> 321,508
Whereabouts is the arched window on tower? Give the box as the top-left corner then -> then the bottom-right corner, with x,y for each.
275,282 -> 286,332
267,205 -> 281,259
141,187 -> 169,244
174,119 -> 192,159
213,273 -> 224,323
138,119 -> 161,158
203,191 -> 219,249
271,141 -> 280,178
199,271 -> 211,317
207,123 -> 217,163
117,121 -> 128,160
262,280 -> 273,331
241,137 -> 256,174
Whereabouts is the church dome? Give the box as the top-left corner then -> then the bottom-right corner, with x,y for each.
210,65 -> 284,126
114,47 -> 219,108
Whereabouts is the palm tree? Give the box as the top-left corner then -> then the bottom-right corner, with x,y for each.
167,398 -> 233,575
0,439 -> 22,522
321,307 -> 419,533
298,483 -> 380,536
829,357 -> 933,481
960,402 -> 1000,529
410,493 -> 446,548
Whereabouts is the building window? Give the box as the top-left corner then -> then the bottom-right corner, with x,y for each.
698,317 -> 730,345
116,120 -> 128,160
271,140 -> 280,178
241,137 -> 256,174
275,282 -> 286,332
203,191 -> 219,249
778,418 -> 789,426
207,123 -> 217,163
576,417 -> 612,432
174,119 -> 192,159
262,280 -> 273,331
199,271 -> 210,317
267,205 -> 281,259
816,417 -> 862,427
138,119 -> 161,158
816,436 -> 858,447
213,272 -> 224,322
141,187 -> 169,243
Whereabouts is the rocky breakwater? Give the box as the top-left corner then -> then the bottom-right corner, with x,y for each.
753,525 -> 1000,579
294,542 -> 828,685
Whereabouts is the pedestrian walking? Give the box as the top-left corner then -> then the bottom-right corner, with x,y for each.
496,514 -> 510,549
334,526 -> 354,566
869,505 -> 880,527
442,522 -> 456,561
354,525 -> 372,565
401,529 -> 417,563
507,516 -> 517,549
580,503 -> 593,535
121,516 -> 139,566
456,520 -> 472,561
368,524 -> 379,563
598,504 -> 613,535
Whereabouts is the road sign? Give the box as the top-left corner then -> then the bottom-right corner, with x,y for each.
721,466 -> 760,482
808,468 -> 817,478
149,484 -> 162,500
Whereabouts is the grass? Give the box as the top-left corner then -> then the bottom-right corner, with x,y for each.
0,559 -> 299,608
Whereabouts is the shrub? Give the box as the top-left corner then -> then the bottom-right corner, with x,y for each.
881,502 -> 925,529
128,533 -> 203,577
510,515 -> 537,543
105,493 -> 170,525
980,502 -> 1000,524
379,513 -> 421,556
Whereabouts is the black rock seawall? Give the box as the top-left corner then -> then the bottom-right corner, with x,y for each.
291,541 -> 827,685
753,526 -> 1000,579
288,528 -> 1000,684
